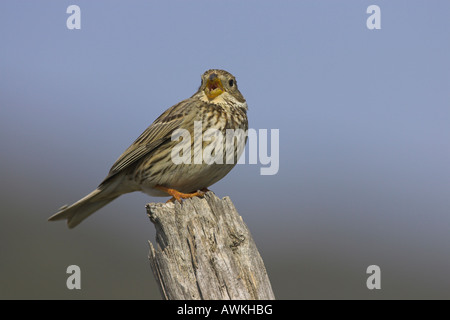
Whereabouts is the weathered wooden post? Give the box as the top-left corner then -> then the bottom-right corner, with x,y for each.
147,192 -> 275,300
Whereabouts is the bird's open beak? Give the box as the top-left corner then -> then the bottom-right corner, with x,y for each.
205,74 -> 224,100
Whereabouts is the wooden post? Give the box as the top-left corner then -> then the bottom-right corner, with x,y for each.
147,192 -> 275,300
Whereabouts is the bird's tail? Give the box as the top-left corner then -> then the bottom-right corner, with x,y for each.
48,187 -> 119,229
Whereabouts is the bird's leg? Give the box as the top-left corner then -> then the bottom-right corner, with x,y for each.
155,185 -> 206,203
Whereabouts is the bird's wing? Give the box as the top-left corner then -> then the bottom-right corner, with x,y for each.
100,99 -> 195,184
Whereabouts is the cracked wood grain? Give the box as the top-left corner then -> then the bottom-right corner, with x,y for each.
147,192 -> 275,300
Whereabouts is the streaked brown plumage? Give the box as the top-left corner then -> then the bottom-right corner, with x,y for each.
48,69 -> 248,228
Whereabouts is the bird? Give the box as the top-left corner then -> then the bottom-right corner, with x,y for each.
48,69 -> 248,228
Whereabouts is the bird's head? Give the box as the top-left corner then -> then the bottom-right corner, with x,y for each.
197,69 -> 246,106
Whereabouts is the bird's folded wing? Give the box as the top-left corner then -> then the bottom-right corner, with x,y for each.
100,99 -> 194,183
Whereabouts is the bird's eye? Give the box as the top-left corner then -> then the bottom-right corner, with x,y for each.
228,79 -> 234,87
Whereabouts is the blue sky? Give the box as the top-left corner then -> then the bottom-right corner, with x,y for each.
1,1 -> 449,298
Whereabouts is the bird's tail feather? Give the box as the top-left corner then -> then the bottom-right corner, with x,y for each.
48,188 -> 119,228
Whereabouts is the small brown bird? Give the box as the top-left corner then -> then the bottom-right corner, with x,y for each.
48,69 -> 248,228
